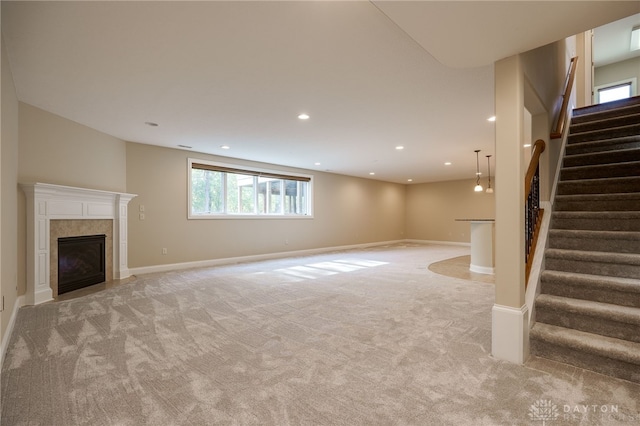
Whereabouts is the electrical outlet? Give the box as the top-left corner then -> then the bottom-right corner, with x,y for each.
139,205 -> 145,212
139,213 -> 145,220
162,248 -> 168,255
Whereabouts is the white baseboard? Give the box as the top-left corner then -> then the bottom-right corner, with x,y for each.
1,295 -> 25,367
129,240 -> 407,276
470,264 -> 495,274
492,303 -> 529,364
403,239 -> 470,247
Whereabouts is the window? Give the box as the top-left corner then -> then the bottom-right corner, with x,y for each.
598,83 -> 631,103
189,159 -> 312,218
595,78 -> 637,104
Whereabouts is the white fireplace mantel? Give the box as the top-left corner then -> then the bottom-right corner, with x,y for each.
20,183 -> 137,305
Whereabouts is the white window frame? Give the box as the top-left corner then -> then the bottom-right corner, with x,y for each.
188,158 -> 314,219
594,78 -> 637,104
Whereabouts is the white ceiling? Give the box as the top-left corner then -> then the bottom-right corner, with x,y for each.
593,12 -> 640,67
2,1 -> 639,184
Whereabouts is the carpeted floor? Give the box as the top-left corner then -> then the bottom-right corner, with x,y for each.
2,243 -> 639,425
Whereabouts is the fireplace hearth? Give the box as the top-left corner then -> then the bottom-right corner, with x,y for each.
58,234 -> 106,294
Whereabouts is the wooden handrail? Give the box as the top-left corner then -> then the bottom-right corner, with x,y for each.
524,140 -> 546,203
551,56 -> 578,139
524,139 -> 546,285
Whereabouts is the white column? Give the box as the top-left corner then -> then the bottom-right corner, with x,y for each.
22,185 -> 54,305
115,194 -> 136,279
469,221 -> 495,274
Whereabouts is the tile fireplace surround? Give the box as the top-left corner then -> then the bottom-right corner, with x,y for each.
20,183 -> 137,305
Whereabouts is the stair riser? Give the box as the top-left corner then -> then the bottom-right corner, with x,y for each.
551,217 -> 640,232
536,308 -> 640,343
570,114 -> 640,134
563,149 -> 640,168
545,257 -> 640,279
560,163 -> 640,180
566,138 -> 640,155
554,198 -> 640,212
557,180 -> 640,195
540,280 -> 640,308
530,339 -> 640,383
548,236 -> 639,254
568,125 -> 640,144
572,104 -> 640,124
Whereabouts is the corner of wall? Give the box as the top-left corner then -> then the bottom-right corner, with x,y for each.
0,295 -> 24,367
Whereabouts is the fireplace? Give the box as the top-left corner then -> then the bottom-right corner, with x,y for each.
58,234 -> 106,294
20,183 -> 137,305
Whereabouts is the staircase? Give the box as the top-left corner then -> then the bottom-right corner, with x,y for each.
530,96 -> 640,383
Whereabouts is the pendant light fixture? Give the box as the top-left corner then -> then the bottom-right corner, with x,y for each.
486,155 -> 494,193
474,150 -> 483,192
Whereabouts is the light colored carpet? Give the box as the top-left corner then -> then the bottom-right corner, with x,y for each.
2,243 -> 639,425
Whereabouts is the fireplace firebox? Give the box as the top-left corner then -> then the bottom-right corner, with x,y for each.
58,234 -> 106,294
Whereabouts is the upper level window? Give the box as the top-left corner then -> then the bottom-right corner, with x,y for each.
189,159 -> 312,218
595,78 -> 636,104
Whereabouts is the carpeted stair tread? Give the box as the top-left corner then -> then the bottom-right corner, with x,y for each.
570,113 -> 640,134
565,135 -> 640,155
560,160 -> 640,180
536,294 -> 640,327
551,210 -> 640,232
548,229 -> 640,253
557,176 -> 640,195
554,193 -> 640,212
568,123 -> 640,144
530,323 -> 640,367
545,248 -> 640,279
540,270 -> 640,308
573,96 -> 640,117
545,248 -> 640,266
562,148 -> 640,168
541,270 -> 640,291
571,103 -> 640,124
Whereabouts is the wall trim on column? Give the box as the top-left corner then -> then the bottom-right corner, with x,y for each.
20,183 -> 136,305
492,303 -> 529,364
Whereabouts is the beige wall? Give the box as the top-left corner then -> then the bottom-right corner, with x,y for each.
595,56 -> 640,93
520,39 -> 576,200
16,104 -> 128,298
18,103 -> 127,192
405,179 -> 495,243
1,34 -> 20,340
126,142 -> 406,268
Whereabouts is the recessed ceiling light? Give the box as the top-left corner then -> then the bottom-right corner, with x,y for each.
369,172 -> 375,175
444,162 -> 452,166
314,162 -> 321,166
395,146 -> 404,150
144,121 -> 159,127
407,178 -> 413,182
298,113 -> 310,120
177,144 -> 192,149
487,116 -> 496,122
220,145 -> 230,149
